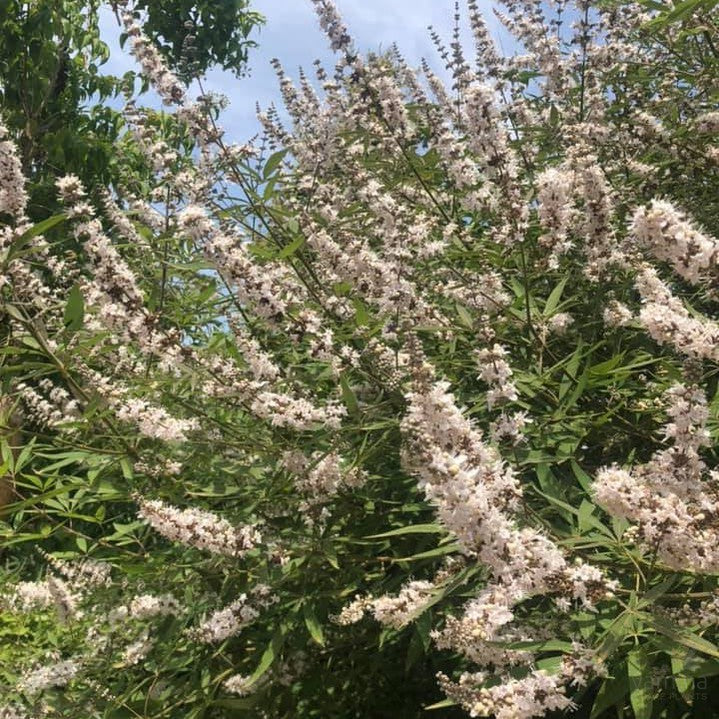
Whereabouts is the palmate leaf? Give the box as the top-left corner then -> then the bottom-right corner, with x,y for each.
3,0 -> 719,715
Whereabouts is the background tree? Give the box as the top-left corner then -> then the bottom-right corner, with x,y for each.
119,0 -> 263,80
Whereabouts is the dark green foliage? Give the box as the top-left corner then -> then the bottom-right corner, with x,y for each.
127,0 -> 264,79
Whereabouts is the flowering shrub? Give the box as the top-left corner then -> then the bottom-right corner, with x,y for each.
2,0 -> 719,717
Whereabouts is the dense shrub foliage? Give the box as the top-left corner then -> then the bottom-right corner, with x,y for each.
2,1 -> 719,717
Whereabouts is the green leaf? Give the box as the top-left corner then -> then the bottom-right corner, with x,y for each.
353,298 -> 370,326
322,539 -> 340,570
262,176 -> 278,200
365,524 -> 444,539
106,520 -> 146,541
415,610 -> 432,652
597,610 -> 635,659
278,234 -> 306,259
246,629 -> 283,687
3,304 -> 26,323
455,302 -> 474,329
650,615 -> 719,660
424,699 -> 457,711
578,499 -> 596,533
405,628 -> 424,672
670,653 -> 694,702
263,149 -> 288,179
574,610 -> 597,640
18,213 -> 66,244
675,652 -> 719,678
627,647 -> 653,719
549,104 -> 560,126
536,655 -> 563,674
544,276 -> 568,316
119,457 -> 134,480
13,438 -> 35,475
303,604 -> 325,646
392,542 -> 461,562
535,465 -> 570,519
638,577 -> 678,607
570,459 -> 593,493
558,342 -> 584,400
534,486 -> 614,539
0,480 -> 87,515
340,374 -> 359,416
649,0 -> 705,25
505,639 -> 575,652
63,284 -> 85,331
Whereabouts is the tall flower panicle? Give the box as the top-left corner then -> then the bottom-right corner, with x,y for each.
125,594 -> 181,621
337,580 -> 438,630
311,0 -> 353,53
400,366 -> 615,689
635,265 -> 719,361
18,658 -> 80,694
594,382 -> 719,573
116,399 -> 199,442
137,498 -> 261,557
695,110 -> 719,134
632,200 -> 719,283
0,120 -> 28,220
438,669 -> 573,719
476,344 -> 518,408
187,594 -> 260,644
121,12 -> 185,104
536,166 -> 576,263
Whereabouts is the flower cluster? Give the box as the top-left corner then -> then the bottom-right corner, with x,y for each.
137,497 -> 261,557
635,266 -> 719,361
121,11 -> 185,104
116,398 -> 199,442
187,594 -> 260,643
18,658 -> 80,695
475,344 -> 518,408
632,200 -> 719,283
438,669 -> 572,719
594,383 -> 719,572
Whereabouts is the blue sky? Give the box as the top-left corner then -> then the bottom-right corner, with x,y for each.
99,0 -> 510,143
